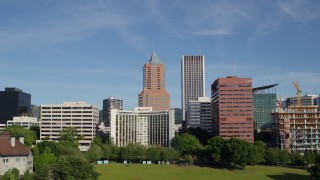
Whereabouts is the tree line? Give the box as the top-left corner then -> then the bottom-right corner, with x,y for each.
2,126 -> 320,179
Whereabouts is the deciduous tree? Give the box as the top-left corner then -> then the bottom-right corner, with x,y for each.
221,138 -> 251,169
145,146 -> 161,163
206,136 -> 225,163
54,155 -> 100,180
308,155 -> 320,180
3,125 -> 36,146
265,148 -> 279,165
59,127 -> 78,143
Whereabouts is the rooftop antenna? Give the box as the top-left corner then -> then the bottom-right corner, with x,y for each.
233,59 -> 236,76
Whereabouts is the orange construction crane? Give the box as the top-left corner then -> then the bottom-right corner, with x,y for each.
292,81 -> 302,106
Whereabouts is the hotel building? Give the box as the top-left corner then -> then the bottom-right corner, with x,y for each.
110,107 -> 174,147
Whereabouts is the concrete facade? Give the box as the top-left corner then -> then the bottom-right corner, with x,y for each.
7,116 -> 39,129
40,102 -> 99,151
186,97 -> 212,134
211,76 -> 254,143
285,95 -> 319,108
273,105 -> 320,152
103,97 -> 123,127
110,107 -> 174,147
181,55 -> 205,125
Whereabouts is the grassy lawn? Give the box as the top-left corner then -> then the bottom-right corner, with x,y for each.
95,163 -> 309,180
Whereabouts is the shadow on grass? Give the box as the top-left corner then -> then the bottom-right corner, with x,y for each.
267,173 -> 309,180
194,163 -> 243,171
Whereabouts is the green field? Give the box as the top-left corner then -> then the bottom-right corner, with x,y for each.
95,163 -> 309,180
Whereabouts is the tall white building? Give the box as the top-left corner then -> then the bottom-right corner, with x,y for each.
40,102 -> 99,151
7,116 -> 39,129
110,107 -> 174,147
181,55 -> 205,127
187,97 -> 212,134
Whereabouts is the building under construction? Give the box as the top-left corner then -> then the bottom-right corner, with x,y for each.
272,81 -> 320,152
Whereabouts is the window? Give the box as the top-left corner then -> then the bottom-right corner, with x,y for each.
16,158 -> 20,162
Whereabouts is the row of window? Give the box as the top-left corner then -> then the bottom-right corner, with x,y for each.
2,158 -> 26,163
42,107 -> 93,109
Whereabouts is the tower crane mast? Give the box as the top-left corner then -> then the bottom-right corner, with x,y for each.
292,81 -> 302,106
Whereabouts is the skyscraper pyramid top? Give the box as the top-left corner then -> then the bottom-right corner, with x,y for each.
148,52 -> 162,64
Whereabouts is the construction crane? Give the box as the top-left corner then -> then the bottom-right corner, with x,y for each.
292,80 -> 302,106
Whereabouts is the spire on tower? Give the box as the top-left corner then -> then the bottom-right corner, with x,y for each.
149,52 -> 161,64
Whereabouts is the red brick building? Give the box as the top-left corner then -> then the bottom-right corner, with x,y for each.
211,76 -> 254,143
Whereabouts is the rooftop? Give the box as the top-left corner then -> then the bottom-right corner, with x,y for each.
0,133 -> 31,156
148,53 -> 162,64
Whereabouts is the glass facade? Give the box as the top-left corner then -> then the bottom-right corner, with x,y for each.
0,88 -> 31,124
253,93 -> 277,130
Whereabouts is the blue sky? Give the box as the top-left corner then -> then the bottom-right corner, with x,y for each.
0,0 -> 319,110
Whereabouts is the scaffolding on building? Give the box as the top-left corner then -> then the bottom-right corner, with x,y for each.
273,105 -> 320,152
273,81 -> 320,152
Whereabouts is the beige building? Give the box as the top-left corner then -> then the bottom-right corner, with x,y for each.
138,53 -> 170,111
0,132 -> 33,176
7,116 -> 39,129
110,107 -> 175,147
40,102 -> 99,151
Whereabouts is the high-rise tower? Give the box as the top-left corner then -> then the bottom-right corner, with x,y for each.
181,55 -> 205,125
103,97 -> 123,127
211,76 -> 254,143
138,53 -> 170,111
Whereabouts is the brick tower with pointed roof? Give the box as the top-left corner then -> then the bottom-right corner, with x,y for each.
138,53 -> 170,111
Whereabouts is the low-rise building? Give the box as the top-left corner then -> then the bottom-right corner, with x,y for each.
0,124 -> 6,133
0,132 -> 33,176
7,116 -> 39,129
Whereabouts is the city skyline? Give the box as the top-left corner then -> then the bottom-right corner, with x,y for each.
0,1 -> 320,110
